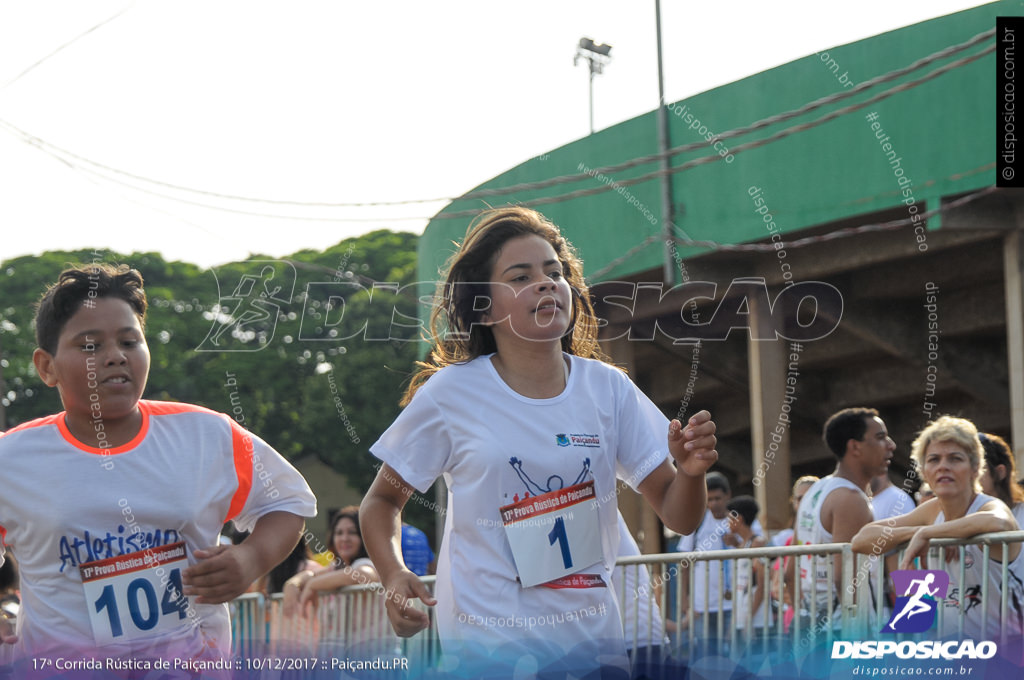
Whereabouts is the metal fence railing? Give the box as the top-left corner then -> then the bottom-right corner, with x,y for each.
221,532 -> 1024,666
0,533 -> 1019,676
231,577 -> 441,668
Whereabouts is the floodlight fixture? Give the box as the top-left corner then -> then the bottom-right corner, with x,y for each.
574,37 -> 613,134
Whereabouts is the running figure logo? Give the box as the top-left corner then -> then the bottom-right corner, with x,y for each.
508,457 -> 591,503
197,261 -> 296,352
882,570 -> 950,634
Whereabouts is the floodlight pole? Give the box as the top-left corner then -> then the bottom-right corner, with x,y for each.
656,0 -> 676,286
589,67 -> 595,134
575,38 -> 612,135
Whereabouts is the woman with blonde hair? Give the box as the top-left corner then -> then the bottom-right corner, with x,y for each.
773,475 -> 819,633
852,416 -> 1024,639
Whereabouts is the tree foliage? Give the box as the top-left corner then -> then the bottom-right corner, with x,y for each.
0,231 -> 441,532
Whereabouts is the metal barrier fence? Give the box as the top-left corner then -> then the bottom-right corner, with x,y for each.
617,540 -> 877,659
926,530 -> 1024,646
231,577 -> 441,665
617,530 -> 1024,661
229,532 -> 1024,666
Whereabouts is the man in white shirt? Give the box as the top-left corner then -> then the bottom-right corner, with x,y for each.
795,408 -> 894,633
871,473 -> 915,521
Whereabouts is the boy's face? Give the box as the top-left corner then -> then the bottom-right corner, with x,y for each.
33,297 -> 150,425
707,488 -> 730,519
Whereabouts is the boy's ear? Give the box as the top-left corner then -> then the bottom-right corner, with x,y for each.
33,348 -> 59,387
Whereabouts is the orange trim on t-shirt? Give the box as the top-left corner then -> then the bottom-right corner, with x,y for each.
224,418 -> 254,523
54,405 -> 150,455
0,525 -> 7,550
2,412 -> 63,436
42,400 -> 216,454
141,400 -> 216,417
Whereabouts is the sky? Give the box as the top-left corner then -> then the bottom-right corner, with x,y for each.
0,0 -> 997,269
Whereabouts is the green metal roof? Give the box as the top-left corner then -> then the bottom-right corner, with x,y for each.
421,2 -> 1006,285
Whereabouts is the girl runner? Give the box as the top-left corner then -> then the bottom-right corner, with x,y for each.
360,207 -> 717,677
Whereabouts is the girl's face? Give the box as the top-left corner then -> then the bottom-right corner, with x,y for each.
332,517 -> 361,564
484,235 -> 573,348
922,440 -> 977,499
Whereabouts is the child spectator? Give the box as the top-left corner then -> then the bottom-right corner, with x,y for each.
727,496 -> 773,641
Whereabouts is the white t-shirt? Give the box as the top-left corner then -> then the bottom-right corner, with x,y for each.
795,475 -> 872,619
612,515 -> 667,650
674,513 -> 762,614
935,493 -> 1024,639
734,536 -> 773,630
0,400 -> 317,662
872,484 -> 915,521
676,510 -> 735,613
370,354 -> 670,671
771,528 -> 794,547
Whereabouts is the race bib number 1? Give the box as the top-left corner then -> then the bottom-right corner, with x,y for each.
80,541 -> 190,646
500,481 -> 602,588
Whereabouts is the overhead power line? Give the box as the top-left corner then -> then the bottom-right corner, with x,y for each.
0,4 -> 135,91
0,27 -> 995,218
452,27 -> 996,203
436,38 -> 995,220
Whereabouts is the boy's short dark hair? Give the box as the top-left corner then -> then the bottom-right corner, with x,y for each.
35,264 -> 147,355
706,471 -> 730,495
823,407 -> 879,458
727,495 -> 759,526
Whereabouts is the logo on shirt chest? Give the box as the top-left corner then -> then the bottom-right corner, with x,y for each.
554,433 -> 601,448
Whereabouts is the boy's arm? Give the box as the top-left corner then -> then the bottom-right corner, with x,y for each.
360,463 -> 436,637
637,411 -> 717,535
183,511 -> 304,604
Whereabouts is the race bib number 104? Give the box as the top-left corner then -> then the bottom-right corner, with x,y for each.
79,541 -> 190,646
